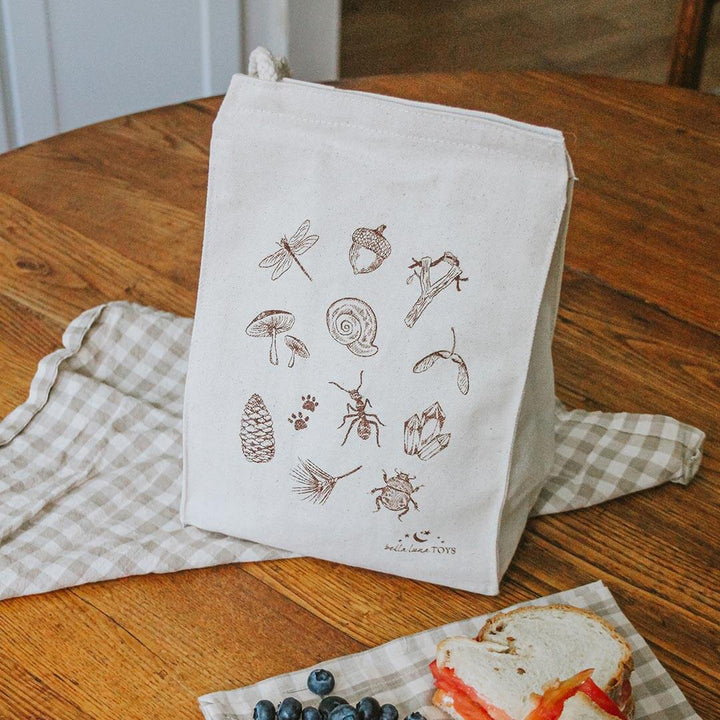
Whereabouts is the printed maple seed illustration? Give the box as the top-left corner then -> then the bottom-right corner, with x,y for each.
258,219 -> 319,281
349,224 -> 392,274
404,402 -> 451,460
288,411 -> 310,431
246,310 -> 295,366
413,327 -> 470,395
405,252 -> 468,327
291,459 -> 363,504
301,395 -> 318,412
329,370 -> 384,446
326,297 -> 379,357
372,470 -> 422,520
240,394 -> 275,463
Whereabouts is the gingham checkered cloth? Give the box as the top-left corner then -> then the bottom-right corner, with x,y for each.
0,303 -> 704,601
199,581 -> 701,720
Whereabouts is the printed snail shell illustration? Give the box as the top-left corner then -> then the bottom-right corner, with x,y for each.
349,224 -> 391,274
326,297 -> 379,357
240,393 -> 275,463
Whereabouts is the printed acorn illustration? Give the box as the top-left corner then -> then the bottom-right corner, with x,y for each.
240,393 -> 275,463
349,224 -> 391,274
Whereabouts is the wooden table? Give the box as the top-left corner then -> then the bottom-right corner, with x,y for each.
0,73 -> 717,719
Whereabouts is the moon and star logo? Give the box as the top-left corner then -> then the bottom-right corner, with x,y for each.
384,529 -> 456,555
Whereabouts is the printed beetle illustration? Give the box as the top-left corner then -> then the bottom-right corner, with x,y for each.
371,469 -> 422,520
329,370 -> 385,446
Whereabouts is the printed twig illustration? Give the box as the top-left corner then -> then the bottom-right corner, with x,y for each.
291,459 -> 362,504
371,470 -> 422,520
240,394 -> 275,463
404,402 -> 451,461
405,252 -> 468,327
258,219 -> 319,281
349,224 -> 392,274
329,370 -> 384,447
285,335 -> 309,368
326,297 -> 379,357
413,327 -> 470,395
246,310 -> 295,366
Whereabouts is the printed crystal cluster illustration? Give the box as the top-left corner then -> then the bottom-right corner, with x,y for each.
403,401 -> 451,461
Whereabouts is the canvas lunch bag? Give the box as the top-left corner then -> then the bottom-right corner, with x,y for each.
181,54 -> 575,594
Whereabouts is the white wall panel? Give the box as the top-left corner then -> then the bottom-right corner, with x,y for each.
0,0 -> 339,150
46,0 -> 238,132
0,0 -> 59,147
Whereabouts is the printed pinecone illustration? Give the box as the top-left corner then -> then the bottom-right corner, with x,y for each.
240,393 -> 275,463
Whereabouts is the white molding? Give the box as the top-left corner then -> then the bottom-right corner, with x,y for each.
242,0 -> 340,81
206,0 -> 243,96
287,0 -> 340,81
242,0 -> 290,71
0,0 -> 59,147
0,71 -> 10,153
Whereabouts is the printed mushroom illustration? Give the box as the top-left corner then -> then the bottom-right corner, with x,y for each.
246,310 -> 295,366
285,335 -> 309,368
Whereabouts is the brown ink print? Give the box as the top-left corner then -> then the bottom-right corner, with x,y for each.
405,252 -> 468,327
404,402 -> 451,461
258,219 -> 319,281
326,297 -> 378,357
301,395 -> 318,412
246,310 -> 295,366
349,224 -> 391,274
288,411 -> 310,430
285,335 -> 309,367
291,459 -> 362,504
413,327 -> 469,395
240,394 -> 275,463
371,470 -> 422,520
329,370 -> 384,447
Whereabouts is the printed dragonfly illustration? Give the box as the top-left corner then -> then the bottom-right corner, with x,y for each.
259,219 -> 319,281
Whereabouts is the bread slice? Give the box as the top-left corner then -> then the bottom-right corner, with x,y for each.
433,604 -> 633,720
558,693 -> 620,720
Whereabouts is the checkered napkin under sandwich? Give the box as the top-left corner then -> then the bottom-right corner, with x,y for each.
198,581 -> 701,720
0,302 -> 705,600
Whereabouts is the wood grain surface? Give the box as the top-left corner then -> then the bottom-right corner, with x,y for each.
0,72 -> 718,720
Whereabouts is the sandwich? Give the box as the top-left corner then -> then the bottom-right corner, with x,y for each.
430,605 -> 634,720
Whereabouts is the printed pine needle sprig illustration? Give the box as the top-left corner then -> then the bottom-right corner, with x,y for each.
291,459 -> 363,504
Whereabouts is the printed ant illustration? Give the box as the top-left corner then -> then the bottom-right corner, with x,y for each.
329,370 -> 385,447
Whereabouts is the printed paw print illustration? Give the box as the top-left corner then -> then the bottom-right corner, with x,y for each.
302,395 -> 318,412
289,411 -> 310,431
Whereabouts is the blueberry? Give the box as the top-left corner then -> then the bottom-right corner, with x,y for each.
379,705 -> 398,720
303,708 -> 321,720
254,700 -> 276,720
356,697 -> 381,720
278,698 -> 303,720
329,705 -> 359,720
308,669 -> 336,696
319,696 -> 348,719
403,713 -> 426,720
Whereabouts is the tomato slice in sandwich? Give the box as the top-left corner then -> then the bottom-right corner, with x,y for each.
575,677 -> 628,719
430,662 -> 627,720
524,669 -> 628,720
429,661 -> 498,720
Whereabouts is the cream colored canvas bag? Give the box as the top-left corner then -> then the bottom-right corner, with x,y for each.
182,55 -> 575,594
